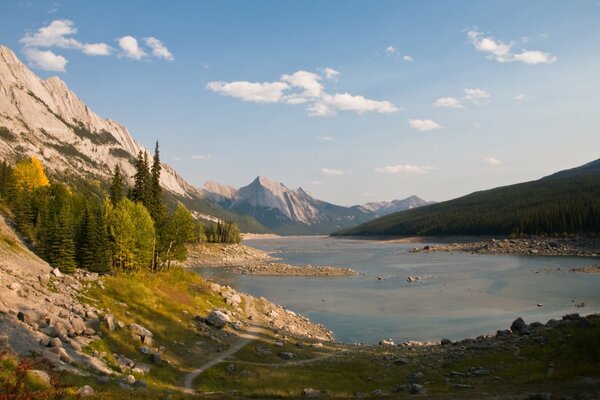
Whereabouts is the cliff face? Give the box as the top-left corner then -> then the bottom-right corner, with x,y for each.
0,44 -> 197,197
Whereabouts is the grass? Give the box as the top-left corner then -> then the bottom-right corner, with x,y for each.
79,267 -> 232,391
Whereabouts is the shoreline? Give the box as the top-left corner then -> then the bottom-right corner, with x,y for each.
185,243 -> 357,276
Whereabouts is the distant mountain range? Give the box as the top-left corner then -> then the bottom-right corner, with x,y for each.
202,177 -> 431,235
334,158 -> 600,237
0,44 -> 431,235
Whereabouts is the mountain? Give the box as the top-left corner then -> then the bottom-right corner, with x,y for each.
202,177 -> 360,234
334,159 -> 600,237
358,195 -> 434,216
0,44 -> 269,233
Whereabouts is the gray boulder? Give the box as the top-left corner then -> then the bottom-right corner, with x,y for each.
77,385 -> 95,396
206,310 -> 231,328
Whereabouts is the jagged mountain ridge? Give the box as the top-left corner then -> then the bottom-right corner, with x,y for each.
359,195 -> 434,216
202,177 -> 431,235
0,44 -> 270,232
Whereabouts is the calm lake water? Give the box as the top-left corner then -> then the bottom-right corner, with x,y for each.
195,236 -> 600,344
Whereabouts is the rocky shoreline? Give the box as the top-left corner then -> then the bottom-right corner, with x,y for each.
186,243 -> 357,276
411,237 -> 600,257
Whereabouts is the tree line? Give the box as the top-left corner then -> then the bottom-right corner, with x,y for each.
0,143 -> 241,274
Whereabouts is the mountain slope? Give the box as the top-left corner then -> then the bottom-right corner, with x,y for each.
0,44 -> 268,233
334,159 -> 600,237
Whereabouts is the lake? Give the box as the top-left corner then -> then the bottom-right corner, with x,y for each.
195,236 -> 600,344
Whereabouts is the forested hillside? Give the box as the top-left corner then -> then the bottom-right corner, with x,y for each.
333,159 -> 600,237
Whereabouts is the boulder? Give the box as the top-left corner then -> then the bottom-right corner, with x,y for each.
407,384 -> 423,394
510,317 -> 529,335
302,388 -> 321,398
49,338 -> 62,348
124,374 -> 136,385
104,315 -> 116,331
77,385 -> 95,396
278,352 -> 296,360
129,323 -> 153,344
70,316 -> 86,334
440,338 -> 452,346
51,268 -> 62,277
206,310 -> 231,328
17,310 -> 39,326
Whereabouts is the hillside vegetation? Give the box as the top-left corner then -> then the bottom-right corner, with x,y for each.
334,159 -> 600,237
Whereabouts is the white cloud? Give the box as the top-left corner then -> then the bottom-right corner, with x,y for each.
514,94 -> 527,104
307,102 -> 335,117
21,20 -> 112,58
482,156 -> 501,166
403,55 -> 414,62
21,19 -> 80,49
145,37 -> 173,61
317,136 -> 334,141
408,119 -> 442,131
82,43 -> 112,56
322,93 -> 398,114
322,168 -> 344,176
385,46 -> 398,56
322,67 -> 340,80
206,69 -> 399,117
310,180 -> 323,185
375,164 -> 433,175
464,88 -> 490,106
514,50 -> 556,64
205,81 -> 289,103
191,154 -> 211,160
433,97 -> 465,109
23,48 -> 67,71
118,36 -> 146,60
467,30 -> 556,64
281,70 -> 323,98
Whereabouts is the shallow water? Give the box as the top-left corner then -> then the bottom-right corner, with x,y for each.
195,236 -> 600,344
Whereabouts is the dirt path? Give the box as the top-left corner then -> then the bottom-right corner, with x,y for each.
182,295 -> 264,393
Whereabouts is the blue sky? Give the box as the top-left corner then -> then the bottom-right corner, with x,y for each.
1,1 -> 599,205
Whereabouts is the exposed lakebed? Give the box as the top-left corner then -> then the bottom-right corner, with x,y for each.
195,236 -> 600,344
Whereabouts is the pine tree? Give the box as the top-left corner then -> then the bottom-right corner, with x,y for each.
109,165 -> 125,206
79,197 -> 111,274
149,141 -> 165,221
131,151 -> 150,206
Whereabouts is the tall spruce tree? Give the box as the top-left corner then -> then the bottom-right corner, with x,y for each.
131,151 -> 151,206
79,197 -> 111,274
149,141 -> 165,222
109,165 -> 125,206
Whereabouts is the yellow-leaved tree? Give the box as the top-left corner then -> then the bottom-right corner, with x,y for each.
11,156 -> 49,192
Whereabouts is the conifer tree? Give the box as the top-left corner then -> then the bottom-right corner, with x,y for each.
109,165 -> 125,206
149,141 -> 165,221
131,151 -> 150,206
79,197 -> 111,274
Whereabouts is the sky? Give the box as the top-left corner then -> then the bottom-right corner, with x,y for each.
1,1 -> 599,205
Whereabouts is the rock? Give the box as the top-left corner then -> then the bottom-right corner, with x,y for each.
370,389 -> 388,396
129,323 -> 153,344
407,384 -> 423,394
17,310 -> 38,325
134,363 -> 150,374
124,374 -> 136,385
104,315 -> 116,331
85,356 -> 113,375
70,316 -> 86,334
9,282 -> 21,291
27,370 -> 51,387
379,338 -> 395,346
406,276 -> 418,283
406,372 -> 423,383
51,268 -> 62,277
209,283 -> 222,293
278,352 -> 296,360
453,383 -> 474,389
225,363 -> 235,373
77,385 -> 95,396
393,357 -> 408,365
49,337 -> 62,348
302,388 -> 321,397
0,335 -> 9,349
38,274 -> 50,285
53,347 -> 72,362
206,310 -> 231,328
468,367 -> 489,376
440,338 -> 452,346
510,317 -> 529,335
83,327 -> 96,336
